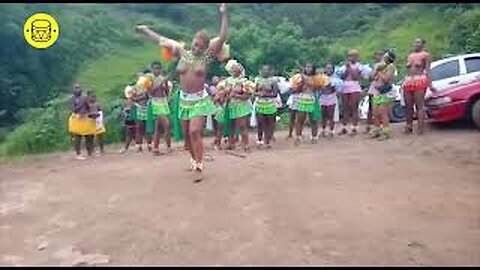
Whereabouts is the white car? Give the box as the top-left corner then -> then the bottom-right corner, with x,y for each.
360,53 -> 480,122
429,53 -> 480,94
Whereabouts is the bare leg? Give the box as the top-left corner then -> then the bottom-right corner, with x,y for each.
321,106 -> 328,132
404,90 -> 414,133
159,116 -> 172,150
189,116 -> 206,166
74,135 -> 82,156
309,113 -> 318,142
237,117 -> 250,151
153,117 -> 161,153
366,94 -> 373,133
135,121 -> 145,151
370,104 -> 382,138
295,112 -> 307,145
228,118 -> 237,150
414,90 -> 426,135
125,126 -> 135,150
265,115 -> 275,147
182,120 -> 193,158
85,135 -> 94,157
213,119 -> 222,149
256,114 -> 266,144
327,105 -> 336,135
96,133 -> 104,154
340,93 -> 349,134
288,109 -> 296,138
350,91 -> 361,135
381,103 -> 391,139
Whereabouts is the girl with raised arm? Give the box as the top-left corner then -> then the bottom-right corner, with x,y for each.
136,3 -> 229,181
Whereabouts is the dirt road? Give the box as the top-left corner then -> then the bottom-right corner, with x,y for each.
1,123 -> 479,266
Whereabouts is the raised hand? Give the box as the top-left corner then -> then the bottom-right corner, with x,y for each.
219,3 -> 227,14
135,25 -> 149,32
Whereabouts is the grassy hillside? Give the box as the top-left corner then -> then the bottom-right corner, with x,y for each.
329,5 -> 453,77
1,3 -> 479,157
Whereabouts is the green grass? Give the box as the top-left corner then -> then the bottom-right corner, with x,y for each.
77,43 -> 159,103
1,4 -> 476,158
330,6 -> 452,77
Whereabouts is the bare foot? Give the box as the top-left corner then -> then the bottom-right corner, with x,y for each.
193,171 -> 203,183
294,138 -> 301,146
404,126 -> 413,134
205,153 -> 214,162
339,128 -> 348,136
75,155 -> 87,161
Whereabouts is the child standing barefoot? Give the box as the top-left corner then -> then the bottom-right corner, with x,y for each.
366,50 -> 387,134
120,97 -> 136,154
321,63 -> 341,138
370,50 -> 397,140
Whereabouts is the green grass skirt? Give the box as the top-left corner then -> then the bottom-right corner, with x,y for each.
255,98 -> 277,115
149,97 -> 170,116
228,99 -> 252,119
179,94 -> 217,121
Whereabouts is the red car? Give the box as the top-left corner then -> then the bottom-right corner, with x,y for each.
426,79 -> 480,129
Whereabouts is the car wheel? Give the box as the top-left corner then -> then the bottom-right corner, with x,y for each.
472,99 -> 480,130
389,100 -> 406,123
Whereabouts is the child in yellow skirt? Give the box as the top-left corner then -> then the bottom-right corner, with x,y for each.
68,84 -> 96,160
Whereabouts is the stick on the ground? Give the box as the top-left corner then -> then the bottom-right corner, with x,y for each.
225,150 -> 247,158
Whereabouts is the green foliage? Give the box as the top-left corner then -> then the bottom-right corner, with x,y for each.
1,96 -> 71,156
450,8 -> 480,54
2,3 -> 480,157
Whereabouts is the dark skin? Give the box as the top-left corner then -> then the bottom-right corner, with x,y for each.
340,52 -> 362,134
86,94 -> 105,154
255,65 -> 278,147
294,63 -> 319,144
137,4 -> 228,176
228,83 -> 251,151
287,64 -> 306,139
372,55 -> 396,136
71,84 -> 94,157
133,92 -> 152,152
405,38 -> 432,135
121,98 -> 136,153
366,51 -> 386,131
210,77 -> 224,149
149,63 -> 172,155
212,89 -> 227,149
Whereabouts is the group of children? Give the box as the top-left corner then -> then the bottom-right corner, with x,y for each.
116,48 -> 398,156
68,44 -> 434,159
68,84 -> 106,160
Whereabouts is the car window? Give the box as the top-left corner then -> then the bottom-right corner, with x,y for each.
465,57 -> 480,74
431,60 -> 460,81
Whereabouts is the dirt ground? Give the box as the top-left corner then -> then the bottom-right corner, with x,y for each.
1,123 -> 480,266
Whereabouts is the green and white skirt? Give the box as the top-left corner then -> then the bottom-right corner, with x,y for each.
179,89 -> 217,121
255,97 -> 277,115
214,105 -> 226,124
133,103 -> 148,121
296,93 -> 315,113
149,97 -> 170,117
228,99 -> 252,120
